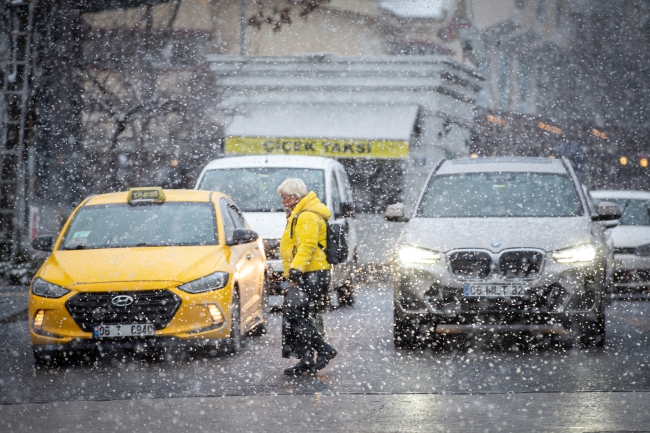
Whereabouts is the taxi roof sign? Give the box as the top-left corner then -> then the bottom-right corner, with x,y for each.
128,187 -> 166,205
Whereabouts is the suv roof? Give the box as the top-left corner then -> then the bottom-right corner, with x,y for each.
201,155 -> 340,171
436,157 -> 567,175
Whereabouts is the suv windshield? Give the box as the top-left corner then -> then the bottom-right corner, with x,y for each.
197,167 -> 325,212
593,198 -> 650,226
417,172 -> 583,218
60,203 -> 217,250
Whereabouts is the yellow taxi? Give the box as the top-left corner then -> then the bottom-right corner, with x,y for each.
29,187 -> 267,363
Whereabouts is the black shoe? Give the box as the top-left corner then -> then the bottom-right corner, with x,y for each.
284,359 -> 314,376
314,347 -> 337,371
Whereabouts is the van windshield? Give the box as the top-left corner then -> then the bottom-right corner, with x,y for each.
197,168 -> 325,212
417,172 -> 583,218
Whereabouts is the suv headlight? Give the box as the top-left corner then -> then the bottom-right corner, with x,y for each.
397,245 -> 442,265
552,244 -> 597,263
178,272 -> 230,294
31,278 -> 70,298
636,244 -> 650,257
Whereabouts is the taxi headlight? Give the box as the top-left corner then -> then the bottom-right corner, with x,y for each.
552,244 -> 597,263
178,272 -> 229,294
31,278 -> 70,298
398,245 -> 442,265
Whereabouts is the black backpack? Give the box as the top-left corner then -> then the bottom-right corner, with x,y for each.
290,211 -> 349,265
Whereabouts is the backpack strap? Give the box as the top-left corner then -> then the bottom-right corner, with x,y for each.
290,210 -> 326,251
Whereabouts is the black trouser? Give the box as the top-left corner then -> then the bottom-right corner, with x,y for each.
282,270 -> 331,360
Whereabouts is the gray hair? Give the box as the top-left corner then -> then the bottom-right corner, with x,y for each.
277,178 -> 309,198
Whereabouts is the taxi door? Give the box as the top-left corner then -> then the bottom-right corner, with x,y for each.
220,199 -> 265,327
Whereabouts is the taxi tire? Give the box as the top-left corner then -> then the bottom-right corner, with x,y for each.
225,289 -> 242,354
250,278 -> 269,336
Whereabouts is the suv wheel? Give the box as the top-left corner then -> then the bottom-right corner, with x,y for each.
393,309 -> 421,349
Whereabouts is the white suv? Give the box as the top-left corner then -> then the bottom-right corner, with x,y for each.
386,157 -> 620,348
195,155 -> 358,305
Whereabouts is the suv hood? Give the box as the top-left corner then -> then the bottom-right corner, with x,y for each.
403,217 -> 592,253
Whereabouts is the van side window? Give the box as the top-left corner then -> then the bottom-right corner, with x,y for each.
220,199 -> 236,243
337,168 -> 354,203
331,173 -> 342,217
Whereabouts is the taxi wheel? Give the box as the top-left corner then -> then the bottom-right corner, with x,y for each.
250,277 -> 269,337
225,289 -> 242,354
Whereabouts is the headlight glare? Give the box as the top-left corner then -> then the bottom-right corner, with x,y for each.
398,245 -> 442,265
552,244 -> 597,263
636,244 -> 650,257
31,278 -> 70,298
178,272 -> 229,294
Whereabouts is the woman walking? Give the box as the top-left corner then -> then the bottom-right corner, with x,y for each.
278,178 -> 337,375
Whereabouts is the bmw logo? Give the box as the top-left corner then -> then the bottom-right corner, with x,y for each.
111,295 -> 134,307
491,242 -> 501,248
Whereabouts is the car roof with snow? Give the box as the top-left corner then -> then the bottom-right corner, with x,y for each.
590,190 -> 650,201
436,157 -> 568,175
200,155 -> 341,171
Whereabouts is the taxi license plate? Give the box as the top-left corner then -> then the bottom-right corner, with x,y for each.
93,324 -> 155,338
464,284 -> 527,297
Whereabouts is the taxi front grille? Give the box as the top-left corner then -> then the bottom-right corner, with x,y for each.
66,290 -> 181,332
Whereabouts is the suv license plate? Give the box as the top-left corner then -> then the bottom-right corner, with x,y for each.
464,284 -> 527,297
93,324 -> 155,338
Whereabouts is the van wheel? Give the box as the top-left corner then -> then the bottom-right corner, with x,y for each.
225,290 -> 242,354
337,252 -> 358,306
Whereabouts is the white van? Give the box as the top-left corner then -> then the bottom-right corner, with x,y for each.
195,155 -> 359,305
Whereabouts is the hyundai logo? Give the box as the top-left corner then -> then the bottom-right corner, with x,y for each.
111,295 -> 134,307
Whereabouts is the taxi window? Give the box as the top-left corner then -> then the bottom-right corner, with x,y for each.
220,199 -> 237,243
60,202 -> 217,250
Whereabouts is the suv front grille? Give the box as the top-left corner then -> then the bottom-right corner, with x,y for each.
500,251 -> 543,279
448,251 -> 492,279
66,290 -> 181,332
614,269 -> 650,283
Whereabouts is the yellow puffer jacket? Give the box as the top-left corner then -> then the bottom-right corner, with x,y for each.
280,191 -> 331,276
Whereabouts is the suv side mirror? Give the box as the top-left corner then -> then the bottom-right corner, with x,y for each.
385,203 -> 409,223
592,201 -> 622,222
229,228 -> 259,245
31,235 -> 53,252
336,202 -> 355,219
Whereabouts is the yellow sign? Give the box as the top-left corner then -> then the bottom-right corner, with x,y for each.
225,136 -> 409,159
128,187 -> 166,204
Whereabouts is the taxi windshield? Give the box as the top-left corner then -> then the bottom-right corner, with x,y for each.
197,167 -> 325,212
60,202 -> 217,250
417,172 -> 583,218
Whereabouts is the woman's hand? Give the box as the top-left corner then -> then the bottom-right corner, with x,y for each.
288,269 -> 303,287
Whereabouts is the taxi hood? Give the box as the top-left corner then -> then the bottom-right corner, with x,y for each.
40,245 -> 226,287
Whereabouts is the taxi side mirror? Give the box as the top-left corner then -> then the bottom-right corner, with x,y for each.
31,235 -> 53,252
385,203 -> 409,223
229,229 -> 259,245
592,201 -> 621,221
